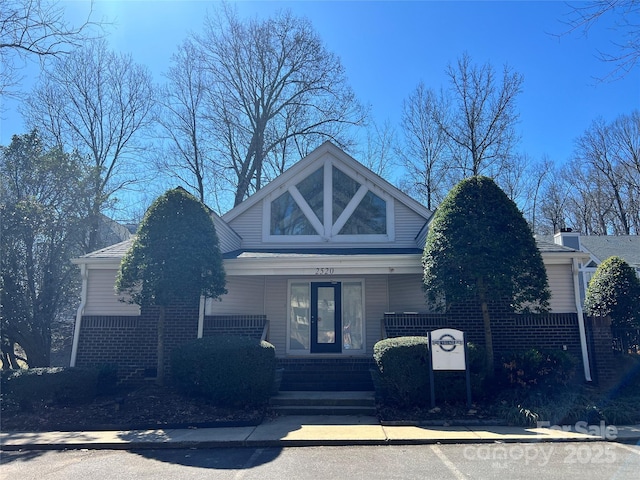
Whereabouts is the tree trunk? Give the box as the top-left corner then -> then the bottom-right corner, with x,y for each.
156,306 -> 166,386
477,278 -> 495,378
1,346 -> 20,370
20,339 -> 51,368
15,326 -> 51,368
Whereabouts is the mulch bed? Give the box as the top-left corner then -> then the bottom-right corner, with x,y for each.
1,384 -> 267,432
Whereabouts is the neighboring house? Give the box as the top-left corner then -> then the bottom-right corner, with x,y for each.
542,231 -> 640,305
71,142 -> 610,386
96,213 -> 133,247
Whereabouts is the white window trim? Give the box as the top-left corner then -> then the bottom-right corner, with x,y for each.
286,278 -> 367,355
263,157 -> 395,243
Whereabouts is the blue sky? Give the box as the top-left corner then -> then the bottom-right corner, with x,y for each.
2,0 -> 638,168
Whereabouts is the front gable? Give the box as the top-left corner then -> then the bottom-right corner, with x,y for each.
222,142 -> 432,249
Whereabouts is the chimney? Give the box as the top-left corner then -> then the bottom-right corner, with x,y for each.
554,228 -> 581,251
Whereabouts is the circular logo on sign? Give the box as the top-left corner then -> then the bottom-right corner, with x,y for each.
437,334 -> 458,352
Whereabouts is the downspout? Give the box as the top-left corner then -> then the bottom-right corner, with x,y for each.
70,263 -> 88,367
197,295 -> 205,339
573,257 -> 592,382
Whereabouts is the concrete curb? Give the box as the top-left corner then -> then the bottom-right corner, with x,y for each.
2,419 -> 639,451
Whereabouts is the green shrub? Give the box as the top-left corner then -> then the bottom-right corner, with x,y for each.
95,364 -> 119,396
1,367 -> 101,410
496,388 -> 605,427
373,336 -> 430,407
500,348 -> 578,390
171,335 -> 276,407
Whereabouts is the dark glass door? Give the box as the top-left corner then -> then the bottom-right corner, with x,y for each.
310,282 -> 342,353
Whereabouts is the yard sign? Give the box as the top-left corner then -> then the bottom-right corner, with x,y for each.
429,328 -> 472,408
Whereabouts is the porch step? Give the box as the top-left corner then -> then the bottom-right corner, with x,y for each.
270,391 -> 377,416
278,358 -> 375,391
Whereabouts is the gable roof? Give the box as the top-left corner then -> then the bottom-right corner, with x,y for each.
539,234 -> 640,269
221,141 -> 433,224
74,210 -> 242,265
535,237 -> 580,254
579,235 -> 640,269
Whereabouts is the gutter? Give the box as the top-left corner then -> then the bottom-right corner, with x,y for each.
70,263 -> 88,367
573,257 -> 592,382
197,296 -> 205,339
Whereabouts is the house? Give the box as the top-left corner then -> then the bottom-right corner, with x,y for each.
71,142 -> 612,388
542,231 -> 640,305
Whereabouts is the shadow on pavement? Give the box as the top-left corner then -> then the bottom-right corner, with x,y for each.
0,450 -> 48,464
130,447 -> 283,469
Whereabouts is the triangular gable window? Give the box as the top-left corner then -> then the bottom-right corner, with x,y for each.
296,167 -> 324,222
340,190 -> 386,234
332,166 -> 361,223
271,191 -> 317,235
267,159 -> 392,241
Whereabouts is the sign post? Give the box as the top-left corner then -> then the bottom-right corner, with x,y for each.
429,328 -> 471,408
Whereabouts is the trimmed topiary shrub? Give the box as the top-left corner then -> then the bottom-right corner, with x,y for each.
500,348 -> 578,390
373,336 -> 430,407
171,335 -> 276,407
0,367 -> 103,410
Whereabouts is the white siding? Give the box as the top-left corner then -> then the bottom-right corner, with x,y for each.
227,204 -> 264,248
213,217 -> 241,254
206,276 -> 265,315
394,202 -> 428,248
364,275 -> 389,354
264,277 -> 288,355
202,273 -> 436,355
546,263 -> 577,312
204,275 -> 288,355
228,196 -> 429,250
388,274 -> 430,312
85,269 -> 140,316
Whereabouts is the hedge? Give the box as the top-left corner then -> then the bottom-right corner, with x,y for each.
171,335 -> 276,407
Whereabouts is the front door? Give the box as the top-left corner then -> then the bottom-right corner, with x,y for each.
310,282 -> 341,353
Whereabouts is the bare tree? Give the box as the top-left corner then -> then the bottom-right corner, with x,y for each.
194,5 -> 365,207
611,110 -> 640,187
496,153 -> 533,206
575,115 -> 639,234
562,0 -> 640,80
24,39 -> 155,251
524,156 -> 555,234
0,0 -> 100,97
539,175 -> 570,235
398,83 -> 450,210
602,112 -> 639,232
359,119 -> 397,179
436,53 -> 523,182
532,112 -> 639,235
157,39 -> 210,203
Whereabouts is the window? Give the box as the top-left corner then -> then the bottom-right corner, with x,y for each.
342,282 -> 364,350
288,280 -> 364,353
289,283 -> 310,350
332,166 -> 361,223
340,190 -> 386,234
268,159 -> 391,241
271,191 -> 317,235
296,167 -> 323,222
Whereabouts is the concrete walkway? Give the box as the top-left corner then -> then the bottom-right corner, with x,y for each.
2,417 -> 640,451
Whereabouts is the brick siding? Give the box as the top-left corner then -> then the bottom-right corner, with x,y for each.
75,300 -> 615,385
383,303 -> 614,383
203,315 -> 267,340
75,308 -> 267,382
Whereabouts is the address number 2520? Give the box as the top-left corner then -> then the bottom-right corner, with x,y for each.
315,268 -> 335,275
